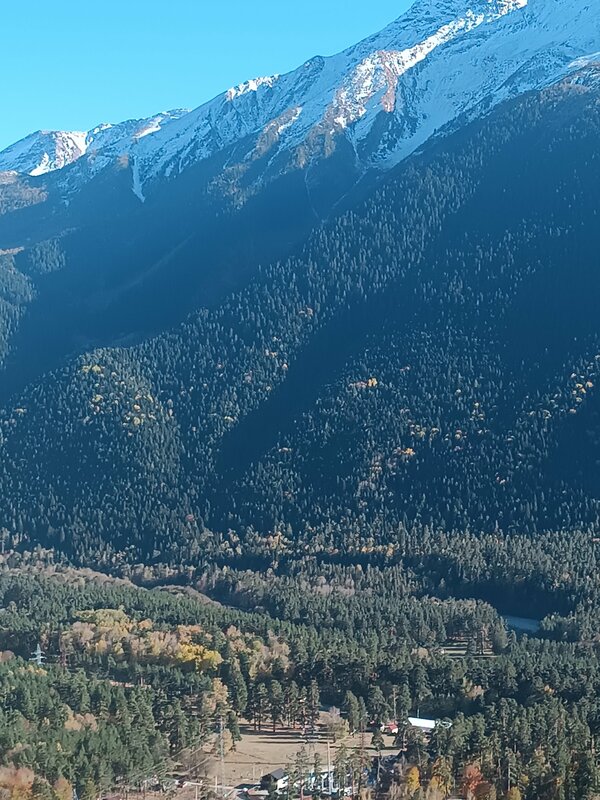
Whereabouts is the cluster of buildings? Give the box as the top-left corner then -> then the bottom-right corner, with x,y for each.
252,718 -> 442,798
258,767 -> 340,796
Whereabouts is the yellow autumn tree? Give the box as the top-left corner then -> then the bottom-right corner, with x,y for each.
430,757 -> 453,796
202,678 -> 230,715
406,766 -> 421,794
177,642 -> 222,672
53,778 -> 72,800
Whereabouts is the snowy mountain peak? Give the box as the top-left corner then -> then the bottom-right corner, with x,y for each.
226,75 -> 281,101
0,110 -> 188,178
326,4 -> 512,133
1,0 -> 598,201
0,130 -> 88,177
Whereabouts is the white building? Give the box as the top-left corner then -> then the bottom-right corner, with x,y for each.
407,717 -> 436,731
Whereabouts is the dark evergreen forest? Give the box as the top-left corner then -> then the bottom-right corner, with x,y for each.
1,69 -> 600,800
1,73 -> 599,564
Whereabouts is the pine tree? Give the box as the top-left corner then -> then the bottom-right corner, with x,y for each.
307,681 -> 320,734
268,680 -> 285,732
252,684 -> 269,732
343,691 -> 360,734
357,696 -> 369,733
226,661 -> 248,714
313,752 -> 323,797
368,686 -> 390,725
226,710 -> 241,750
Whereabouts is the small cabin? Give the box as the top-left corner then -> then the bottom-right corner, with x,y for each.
261,769 -> 288,792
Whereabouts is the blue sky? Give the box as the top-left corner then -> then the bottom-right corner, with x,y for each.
1,0 -> 412,151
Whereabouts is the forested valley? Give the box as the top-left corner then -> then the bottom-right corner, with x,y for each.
2,555 -> 600,800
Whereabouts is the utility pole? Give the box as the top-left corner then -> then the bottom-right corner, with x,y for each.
58,630 -> 68,669
219,714 -> 225,798
327,740 -> 332,796
359,726 -> 366,793
507,752 -> 517,795
186,781 -> 203,800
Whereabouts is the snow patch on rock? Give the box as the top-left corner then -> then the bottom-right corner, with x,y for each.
226,75 -> 281,101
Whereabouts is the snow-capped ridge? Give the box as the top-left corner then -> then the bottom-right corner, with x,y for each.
569,52 -> 600,70
0,130 -> 88,177
1,0 -> 598,200
0,110 -> 188,177
226,75 -> 281,101
328,7 -> 499,132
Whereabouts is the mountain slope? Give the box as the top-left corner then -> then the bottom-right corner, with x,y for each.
0,0 -> 597,409
1,68 -> 599,565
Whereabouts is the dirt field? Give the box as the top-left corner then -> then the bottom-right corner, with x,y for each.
202,724 -> 397,788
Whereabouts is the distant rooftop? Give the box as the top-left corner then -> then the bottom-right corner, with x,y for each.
408,716 -> 436,730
